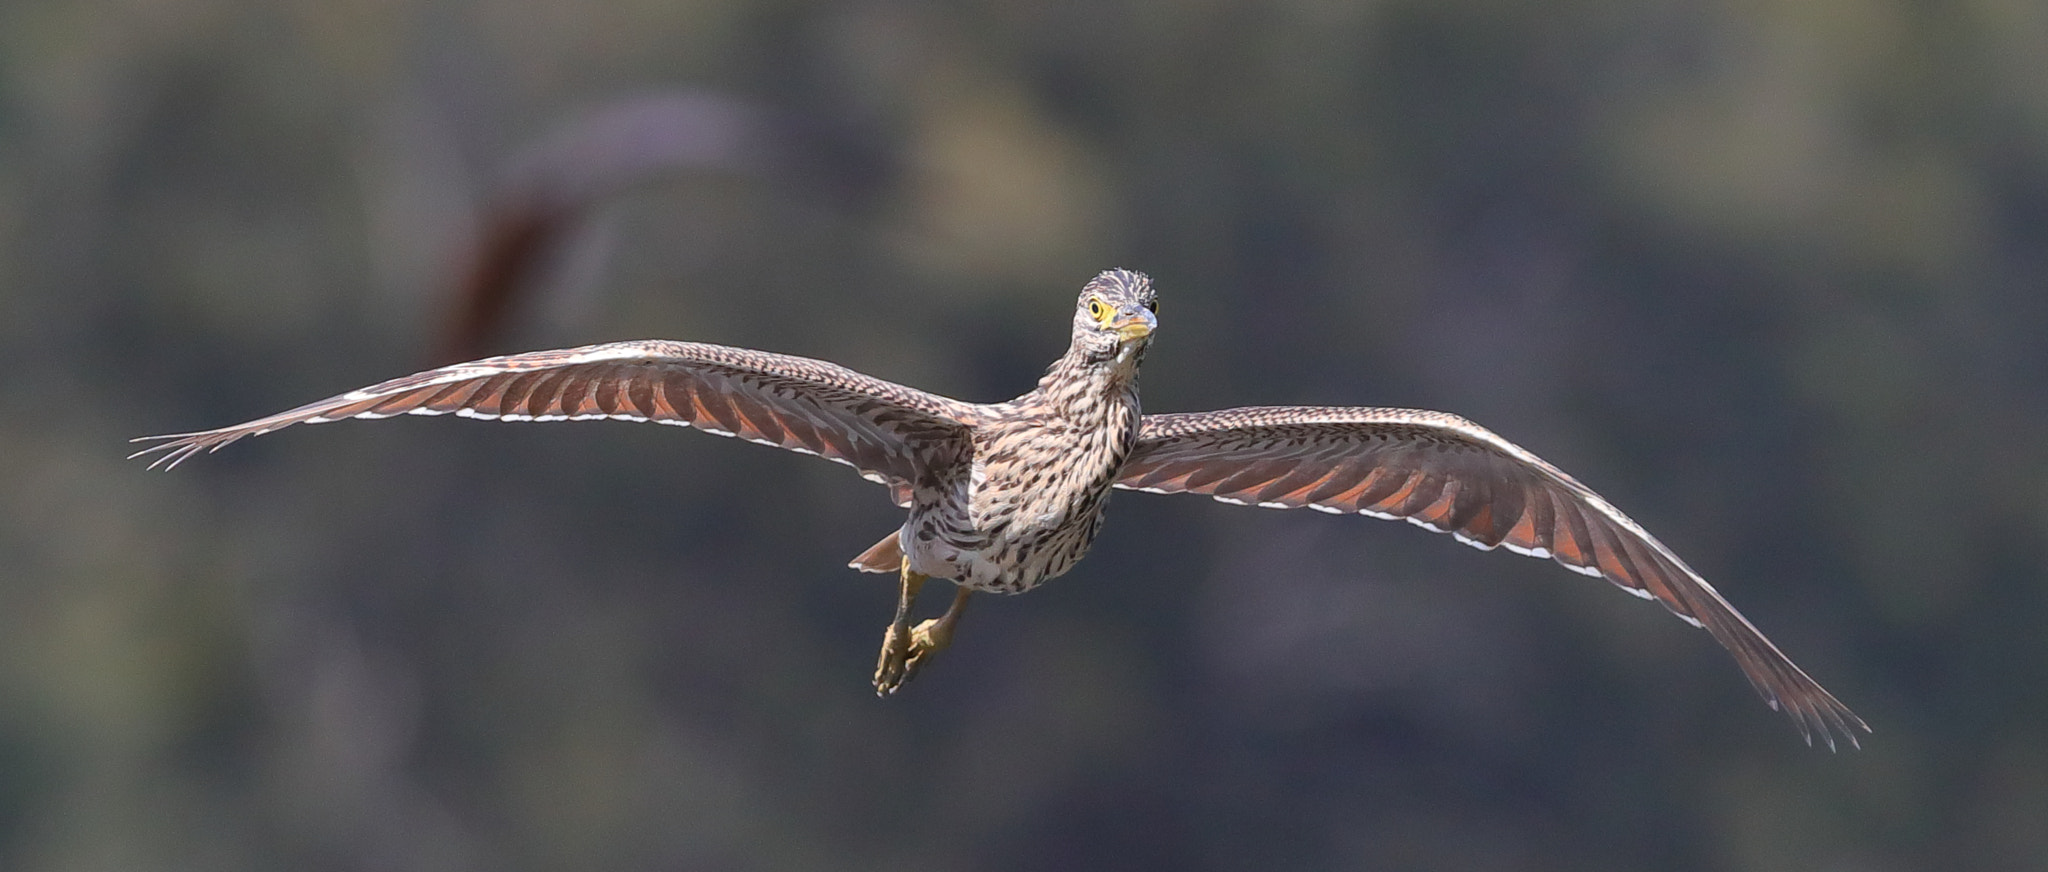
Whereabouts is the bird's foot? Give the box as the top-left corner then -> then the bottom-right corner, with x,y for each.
873,571 -> 970,697
903,616 -> 955,675
873,618 -> 954,696
873,624 -> 914,696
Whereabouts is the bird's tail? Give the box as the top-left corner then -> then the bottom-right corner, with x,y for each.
847,530 -> 903,573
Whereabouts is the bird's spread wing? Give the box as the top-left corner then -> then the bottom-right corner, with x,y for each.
132,340 -> 974,499
1117,405 -> 1868,749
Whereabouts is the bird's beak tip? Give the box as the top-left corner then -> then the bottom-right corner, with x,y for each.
1115,311 -> 1157,341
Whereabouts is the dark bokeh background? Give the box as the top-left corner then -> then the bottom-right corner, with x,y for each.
6,1 -> 2047,869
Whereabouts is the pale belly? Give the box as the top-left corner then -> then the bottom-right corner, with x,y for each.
899,489 -> 1109,594
901,391 -> 1137,593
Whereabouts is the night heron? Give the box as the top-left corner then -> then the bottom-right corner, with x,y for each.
132,269 -> 1867,749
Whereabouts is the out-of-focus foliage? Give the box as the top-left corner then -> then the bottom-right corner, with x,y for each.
3,0 -> 2045,869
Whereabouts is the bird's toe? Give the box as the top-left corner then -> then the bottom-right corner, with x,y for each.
872,625 -> 912,696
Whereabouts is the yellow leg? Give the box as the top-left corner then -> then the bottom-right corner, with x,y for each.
871,560 -> 974,696
872,560 -> 926,696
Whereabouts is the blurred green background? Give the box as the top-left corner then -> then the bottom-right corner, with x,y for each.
5,0 -> 2046,869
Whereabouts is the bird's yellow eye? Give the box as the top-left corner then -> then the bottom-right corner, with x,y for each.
1086,297 -> 1111,324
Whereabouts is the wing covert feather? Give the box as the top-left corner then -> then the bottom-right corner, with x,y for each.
1117,405 -> 1867,749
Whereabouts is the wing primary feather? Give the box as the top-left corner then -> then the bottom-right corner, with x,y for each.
1393,471 -> 1450,519
1208,459 -> 1302,501
1348,467 -> 1414,512
522,368 -> 574,417
1550,495 -> 1597,572
1301,463 -> 1373,506
685,374 -> 745,435
1253,464 -> 1341,506
496,371 -> 546,416
730,393 -> 786,445
1180,460 -> 1243,492
1442,472 -> 1492,538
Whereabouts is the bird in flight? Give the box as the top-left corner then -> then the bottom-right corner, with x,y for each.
132,269 -> 1867,749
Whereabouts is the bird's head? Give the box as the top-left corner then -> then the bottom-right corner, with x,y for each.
1070,269 -> 1158,364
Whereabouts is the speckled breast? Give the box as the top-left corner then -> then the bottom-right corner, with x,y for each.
901,409 -> 1136,593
